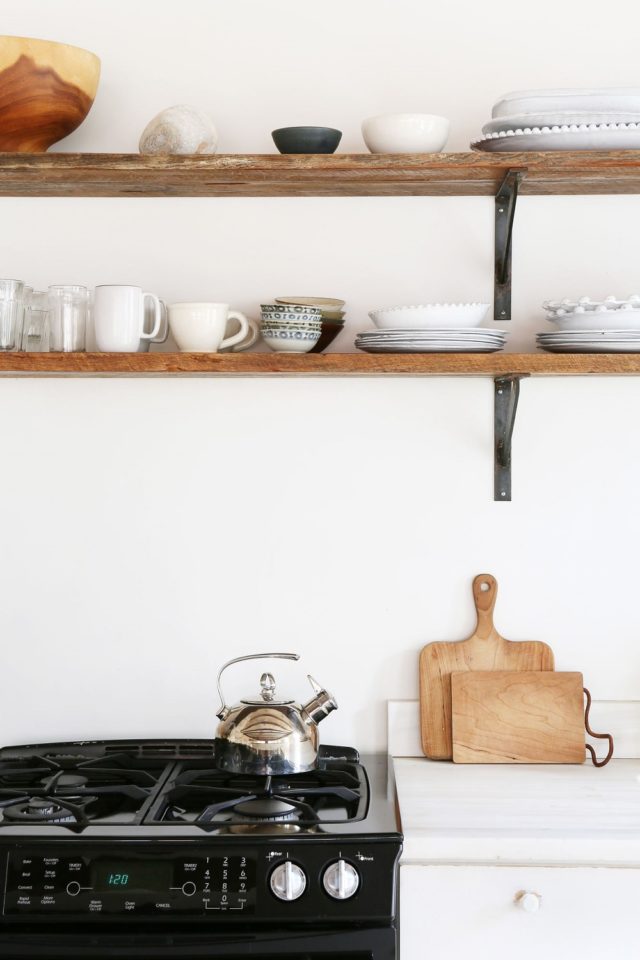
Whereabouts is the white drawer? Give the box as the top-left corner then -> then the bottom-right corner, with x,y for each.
400,863 -> 640,960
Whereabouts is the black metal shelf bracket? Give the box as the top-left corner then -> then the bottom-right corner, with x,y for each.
494,374 -> 528,501
495,170 -> 524,322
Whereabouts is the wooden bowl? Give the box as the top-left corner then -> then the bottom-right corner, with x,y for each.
0,36 -> 100,151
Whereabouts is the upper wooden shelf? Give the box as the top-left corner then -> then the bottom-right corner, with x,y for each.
3,151 -> 640,197
3,352 -> 640,377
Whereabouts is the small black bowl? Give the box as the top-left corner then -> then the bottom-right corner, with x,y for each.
272,126 -> 342,154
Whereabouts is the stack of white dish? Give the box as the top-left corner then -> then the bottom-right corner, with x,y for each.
472,88 -> 640,152
356,302 -> 507,353
538,295 -> 640,352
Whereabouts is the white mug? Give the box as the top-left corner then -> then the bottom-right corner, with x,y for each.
168,302 -> 253,353
94,285 -> 162,352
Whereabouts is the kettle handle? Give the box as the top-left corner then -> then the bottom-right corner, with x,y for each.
216,653 -> 300,719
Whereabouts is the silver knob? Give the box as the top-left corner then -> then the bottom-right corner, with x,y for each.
270,861 -> 306,901
322,860 -> 360,900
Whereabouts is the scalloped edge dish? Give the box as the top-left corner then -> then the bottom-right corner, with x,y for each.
472,124 -> 640,151
369,302 -> 489,329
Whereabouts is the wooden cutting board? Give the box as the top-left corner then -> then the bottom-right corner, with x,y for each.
419,574 -> 555,759
451,671 -> 585,763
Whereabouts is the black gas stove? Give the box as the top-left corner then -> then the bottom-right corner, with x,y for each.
0,738 -> 401,959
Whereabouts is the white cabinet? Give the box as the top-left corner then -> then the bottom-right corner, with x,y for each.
401,863 -> 640,960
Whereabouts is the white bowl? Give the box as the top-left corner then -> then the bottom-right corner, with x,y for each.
369,303 -> 489,329
362,113 -> 449,153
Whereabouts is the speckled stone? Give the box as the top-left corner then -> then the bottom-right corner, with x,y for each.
139,105 -> 218,155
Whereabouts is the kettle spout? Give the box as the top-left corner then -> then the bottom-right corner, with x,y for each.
302,675 -> 338,725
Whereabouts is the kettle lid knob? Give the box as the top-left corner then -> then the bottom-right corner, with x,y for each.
260,672 -> 277,702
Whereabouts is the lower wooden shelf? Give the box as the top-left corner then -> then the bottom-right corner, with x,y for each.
2,351 -> 640,377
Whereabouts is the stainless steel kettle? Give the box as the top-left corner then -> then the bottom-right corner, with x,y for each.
215,652 -> 337,776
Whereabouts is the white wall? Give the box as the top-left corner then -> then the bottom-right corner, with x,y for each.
2,0 -> 640,752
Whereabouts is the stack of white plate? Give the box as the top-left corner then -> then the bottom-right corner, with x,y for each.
538,294 -> 640,352
538,331 -> 640,352
358,302 -> 505,352
472,88 -> 640,152
355,328 -> 507,353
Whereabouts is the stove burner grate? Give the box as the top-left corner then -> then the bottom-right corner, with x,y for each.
0,794 -> 97,826
0,749 -> 171,831
154,762 -> 368,829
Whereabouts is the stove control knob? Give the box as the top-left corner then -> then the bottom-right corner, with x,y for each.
270,861 -> 306,902
322,860 -> 360,900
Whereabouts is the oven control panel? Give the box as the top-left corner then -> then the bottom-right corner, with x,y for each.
0,841 -> 401,923
2,850 -> 256,916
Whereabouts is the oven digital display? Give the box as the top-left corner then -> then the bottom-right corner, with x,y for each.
92,860 -> 172,893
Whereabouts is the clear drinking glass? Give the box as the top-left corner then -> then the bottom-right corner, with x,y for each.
0,299 -> 24,351
48,285 -> 88,352
22,290 -> 50,352
0,279 -> 25,301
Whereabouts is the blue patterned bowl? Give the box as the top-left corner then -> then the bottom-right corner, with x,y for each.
261,322 -> 322,353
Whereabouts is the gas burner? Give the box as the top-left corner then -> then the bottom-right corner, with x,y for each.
40,772 -> 88,790
226,821 -> 305,836
233,797 -> 300,821
1,795 -> 91,825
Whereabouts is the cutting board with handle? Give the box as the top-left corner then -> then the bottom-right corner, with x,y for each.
419,574 -> 555,759
451,671 -> 585,763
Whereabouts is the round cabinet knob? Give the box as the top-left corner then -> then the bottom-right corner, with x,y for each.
517,891 -> 541,914
322,860 -> 360,900
270,861 -> 306,902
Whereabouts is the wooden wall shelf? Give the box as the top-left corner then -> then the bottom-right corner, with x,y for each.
2,352 -> 640,377
2,151 -> 640,197
4,152 -> 640,500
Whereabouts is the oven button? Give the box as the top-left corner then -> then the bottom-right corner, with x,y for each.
66,881 -> 81,897
322,860 -> 360,900
269,861 -> 306,901
181,881 -> 197,897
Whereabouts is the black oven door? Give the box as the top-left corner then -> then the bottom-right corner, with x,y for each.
0,923 -> 397,959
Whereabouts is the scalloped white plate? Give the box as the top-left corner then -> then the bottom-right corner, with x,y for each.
543,296 -> 640,312
482,112 -> 640,137
472,126 -> 640,151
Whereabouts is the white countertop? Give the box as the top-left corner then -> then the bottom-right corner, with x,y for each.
394,757 -> 640,866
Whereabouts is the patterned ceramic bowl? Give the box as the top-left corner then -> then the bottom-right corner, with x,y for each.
261,304 -> 322,324
262,323 -> 322,353
262,322 -> 321,334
